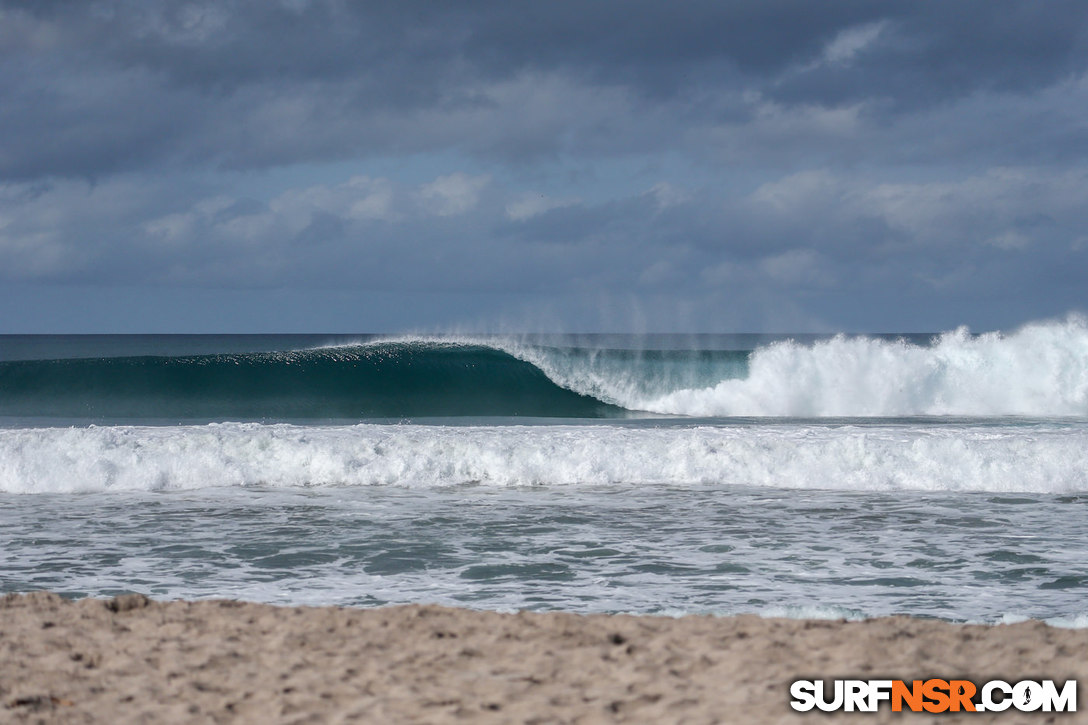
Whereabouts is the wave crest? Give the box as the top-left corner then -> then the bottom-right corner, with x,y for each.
534,317 -> 1088,417
4,316 -> 1088,421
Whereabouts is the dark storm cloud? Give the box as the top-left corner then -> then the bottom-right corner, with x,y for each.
771,2 -> 1088,107
2,1 -> 1088,332
5,1 -> 875,89
3,1 -> 1088,179
3,164 -> 1088,331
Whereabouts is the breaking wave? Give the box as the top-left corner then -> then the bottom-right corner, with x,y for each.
2,421 -> 1087,493
626,318 -> 1088,417
1,317 -> 1086,421
498,317 -> 1088,417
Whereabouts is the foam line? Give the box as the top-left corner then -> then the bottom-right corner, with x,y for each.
3,422 -> 1087,493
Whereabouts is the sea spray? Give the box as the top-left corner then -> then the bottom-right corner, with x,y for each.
638,318 -> 1088,417
354,317 -> 1088,418
4,326 -> 1088,624
5,318 -> 1088,421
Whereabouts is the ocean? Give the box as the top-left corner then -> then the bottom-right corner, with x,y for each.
2,319 -> 1087,624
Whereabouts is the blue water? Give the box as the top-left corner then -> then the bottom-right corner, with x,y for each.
2,320 -> 1088,623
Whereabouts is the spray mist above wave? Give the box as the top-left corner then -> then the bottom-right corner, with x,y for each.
630,317 -> 1088,417
3,316 -> 1086,421
423,317 -> 1088,418
3,421 -> 1088,494
350,335 -> 749,412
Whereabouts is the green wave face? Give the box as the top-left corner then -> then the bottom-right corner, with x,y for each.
0,342 -> 630,422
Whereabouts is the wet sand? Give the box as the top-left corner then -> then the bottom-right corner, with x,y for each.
2,592 -> 1085,723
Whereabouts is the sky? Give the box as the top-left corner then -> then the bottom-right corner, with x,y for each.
1,1 -> 1087,333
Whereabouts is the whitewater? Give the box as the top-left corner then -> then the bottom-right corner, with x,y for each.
3,421 -> 1088,494
2,317 -> 1088,623
496,317 -> 1088,417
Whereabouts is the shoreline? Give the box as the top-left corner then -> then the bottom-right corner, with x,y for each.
3,593 -> 1086,723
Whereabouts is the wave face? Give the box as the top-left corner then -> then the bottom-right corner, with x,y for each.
2,318 -> 1087,421
501,318 -> 1088,417
0,343 -> 624,420
3,422 -> 1088,494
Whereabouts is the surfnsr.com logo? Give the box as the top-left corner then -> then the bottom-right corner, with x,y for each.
790,679 -> 1077,713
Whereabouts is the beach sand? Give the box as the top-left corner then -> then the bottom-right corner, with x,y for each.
2,592 -> 1085,723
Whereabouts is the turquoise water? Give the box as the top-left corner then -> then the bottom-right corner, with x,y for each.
2,322 -> 1088,623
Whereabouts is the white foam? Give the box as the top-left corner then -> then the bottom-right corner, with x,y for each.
628,317 -> 1088,417
1043,613 -> 1088,629
347,317 -> 1088,418
3,421 -> 1088,494
756,604 -> 868,621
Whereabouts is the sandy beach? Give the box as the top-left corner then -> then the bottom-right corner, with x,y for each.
1,592 -> 1084,723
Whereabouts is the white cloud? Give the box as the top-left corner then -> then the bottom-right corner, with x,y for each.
646,182 -> 690,209
505,192 -> 577,221
270,176 -> 396,225
759,249 -> 834,287
133,3 -> 229,44
418,173 -> 489,216
748,170 -> 842,212
747,167 -> 1088,254
986,231 -> 1031,250
750,95 -> 864,136
344,178 -> 395,221
703,93 -> 865,161
822,21 -> 886,66
144,212 -> 192,242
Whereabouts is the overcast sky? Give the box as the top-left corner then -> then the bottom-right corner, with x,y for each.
2,1 -> 1087,332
